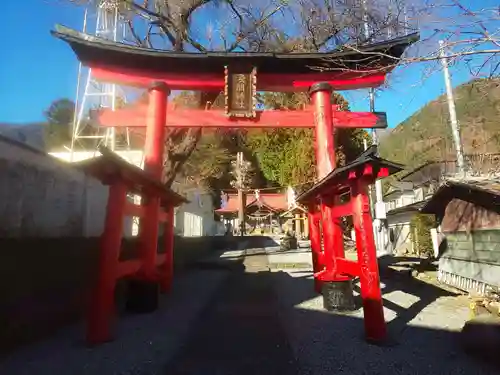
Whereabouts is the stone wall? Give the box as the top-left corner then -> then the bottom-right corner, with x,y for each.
0,136 -> 118,237
0,235 -> 236,355
439,230 -> 500,290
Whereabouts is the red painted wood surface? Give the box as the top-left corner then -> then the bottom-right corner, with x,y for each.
329,201 -> 354,218
87,181 -> 127,345
91,65 -> 387,92
308,207 -> 324,294
161,206 -> 175,293
335,258 -> 361,277
310,84 -> 347,285
138,85 -> 168,279
144,85 -> 168,177
96,104 -> 387,129
311,87 -> 336,180
314,258 -> 360,279
352,178 -> 387,342
86,85 -> 180,345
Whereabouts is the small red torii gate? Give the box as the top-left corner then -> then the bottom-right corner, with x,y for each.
296,146 -> 403,343
52,24 -> 417,345
74,147 -> 187,344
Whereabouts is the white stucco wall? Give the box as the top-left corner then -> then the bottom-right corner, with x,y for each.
0,137 -> 133,238
49,151 -> 218,238
385,191 -> 415,212
174,190 -> 217,237
385,211 -> 415,255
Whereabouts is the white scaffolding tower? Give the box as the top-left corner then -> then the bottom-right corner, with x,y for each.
70,0 -> 131,160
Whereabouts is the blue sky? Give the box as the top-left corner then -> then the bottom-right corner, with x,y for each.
0,0 -> 496,127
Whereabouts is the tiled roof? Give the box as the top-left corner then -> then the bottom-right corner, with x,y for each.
250,194 -> 288,211
215,193 -> 288,213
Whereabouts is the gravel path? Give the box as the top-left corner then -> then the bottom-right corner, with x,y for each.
2,244 -> 499,375
270,248 -> 499,375
163,248 -> 299,375
0,269 -> 229,375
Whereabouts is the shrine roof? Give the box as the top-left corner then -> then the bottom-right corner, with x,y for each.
215,193 -> 288,214
280,205 -> 308,217
52,25 -> 418,76
74,146 -> 187,207
297,146 -> 404,204
247,194 -> 289,212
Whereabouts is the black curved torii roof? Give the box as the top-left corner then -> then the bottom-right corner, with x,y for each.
51,25 -> 419,76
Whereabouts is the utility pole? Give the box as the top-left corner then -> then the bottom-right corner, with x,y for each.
236,151 -> 246,236
369,91 -> 383,206
361,1 -> 386,255
439,40 -> 466,176
369,90 -> 387,256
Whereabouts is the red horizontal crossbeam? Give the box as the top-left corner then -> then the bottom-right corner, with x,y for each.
336,258 -> 361,277
91,64 -> 387,92
96,105 -> 387,129
116,259 -> 141,278
314,258 -> 361,280
329,201 -> 354,218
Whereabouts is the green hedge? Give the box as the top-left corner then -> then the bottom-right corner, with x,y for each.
410,213 -> 436,257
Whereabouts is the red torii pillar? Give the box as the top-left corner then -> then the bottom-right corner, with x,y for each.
138,82 -> 176,293
351,175 -> 387,342
89,181 -> 128,343
86,82 -> 178,345
307,205 -> 323,294
309,83 -> 353,304
138,82 -> 169,280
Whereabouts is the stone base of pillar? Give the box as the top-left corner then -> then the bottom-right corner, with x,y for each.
125,279 -> 159,314
322,279 -> 356,312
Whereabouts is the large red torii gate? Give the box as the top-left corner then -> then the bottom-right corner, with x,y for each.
52,24 -> 418,345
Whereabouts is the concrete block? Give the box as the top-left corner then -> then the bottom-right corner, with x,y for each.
453,240 -> 473,251
486,230 -> 500,243
440,257 -> 500,286
447,231 -> 470,242
472,241 -> 494,252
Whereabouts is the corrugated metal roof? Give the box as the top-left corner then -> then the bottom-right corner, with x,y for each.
445,176 -> 500,196
387,198 -> 431,216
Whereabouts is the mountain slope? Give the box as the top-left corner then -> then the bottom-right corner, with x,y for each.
379,78 -> 500,168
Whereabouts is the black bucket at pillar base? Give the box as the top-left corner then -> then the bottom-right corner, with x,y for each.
125,279 -> 160,314
322,278 -> 356,312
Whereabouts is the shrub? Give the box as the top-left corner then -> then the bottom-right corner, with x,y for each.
410,213 -> 436,257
